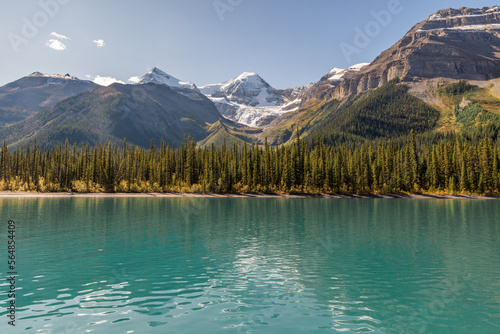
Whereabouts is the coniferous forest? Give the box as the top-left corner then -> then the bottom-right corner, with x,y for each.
1,130 -> 500,195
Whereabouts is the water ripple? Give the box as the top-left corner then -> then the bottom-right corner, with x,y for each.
1,198 -> 499,333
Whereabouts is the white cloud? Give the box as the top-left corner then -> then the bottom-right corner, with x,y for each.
51,32 -> 70,40
128,76 -> 141,84
93,39 -> 105,47
87,75 -> 125,86
46,39 -> 67,51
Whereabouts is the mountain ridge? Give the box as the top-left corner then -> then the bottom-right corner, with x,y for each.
0,72 -> 100,125
327,6 -> 500,101
0,82 -> 222,149
138,67 -> 198,91
1,6 -> 500,149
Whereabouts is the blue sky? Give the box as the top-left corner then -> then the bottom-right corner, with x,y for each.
1,0 -> 498,88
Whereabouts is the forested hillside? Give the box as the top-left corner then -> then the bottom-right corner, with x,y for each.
306,80 -> 440,146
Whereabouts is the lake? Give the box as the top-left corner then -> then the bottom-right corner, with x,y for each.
1,197 -> 500,333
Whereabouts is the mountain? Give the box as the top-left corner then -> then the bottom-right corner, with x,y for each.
330,6 -> 500,100
198,65 -> 371,129
295,63 -> 370,104
138,67 -> 198,91
259,6 -> 500,146
200,72 -> 301,127
0,72 -> 100,125
0,82 -> 222,148
2,6 -> 500,150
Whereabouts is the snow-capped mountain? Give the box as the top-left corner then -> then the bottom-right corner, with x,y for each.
136,67 -> 206,100
27,72 -> 81,82
3,5 -> 500,149
326,63 -> 370,83
292,63 -> 370,105
139,67 -> 198,90
0,72 -> 100,123
200,72 -> 300,127
200,72 -> 280,105
197,66 -> 373,127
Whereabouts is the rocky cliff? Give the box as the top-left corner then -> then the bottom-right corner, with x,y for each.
331,6 -> 500,100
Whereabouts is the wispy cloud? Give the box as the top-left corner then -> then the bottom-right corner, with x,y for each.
128,76 -> 141,84
87,75 -> 125,86
46,39 -> 67,51
51,32 -> 70,40
93,39 -> 105,48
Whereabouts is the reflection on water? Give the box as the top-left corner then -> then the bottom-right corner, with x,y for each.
0,198 -> 499,333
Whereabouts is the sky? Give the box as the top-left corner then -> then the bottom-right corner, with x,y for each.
1,0 -> 498,89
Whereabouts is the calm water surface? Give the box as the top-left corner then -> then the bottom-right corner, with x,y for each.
0,198 -> 500,333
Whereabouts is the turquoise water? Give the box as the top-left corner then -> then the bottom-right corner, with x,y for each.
1,198 -> 500,333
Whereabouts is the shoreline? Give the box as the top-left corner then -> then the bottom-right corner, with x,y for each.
0,192 -> 498,200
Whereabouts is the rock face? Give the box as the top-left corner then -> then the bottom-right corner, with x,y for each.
332,6 -> 500,100
297,63 -> 369,103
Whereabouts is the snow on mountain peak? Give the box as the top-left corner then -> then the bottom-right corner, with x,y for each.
148,67 -> 171,79
327,63 -> 369,81
238,72 -> 259,78
235,72 -> 264,82
328,67 -> 344,75
428,6 -> 499,21
199,72 -> 298,127
349,63 -> 370,71
201,72 -> 275,103
138,67 -> 197,90
27,72 -> 79,81
420,6 -> 500,32
219,72 -> 270,91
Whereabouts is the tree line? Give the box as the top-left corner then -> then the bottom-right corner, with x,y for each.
1,132 -> 500,195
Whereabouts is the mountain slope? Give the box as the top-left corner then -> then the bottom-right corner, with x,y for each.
197,120 -> 261,148
266,6 -> 500,146
0,83 -> 222,148
316,79 -> 440,143
329,6 -> 500,100
297,63 -> 370,104
0,72 -> 100,124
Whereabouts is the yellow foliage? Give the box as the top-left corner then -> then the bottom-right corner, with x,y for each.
116,180 -> 130,193
71,181 -> 88,193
